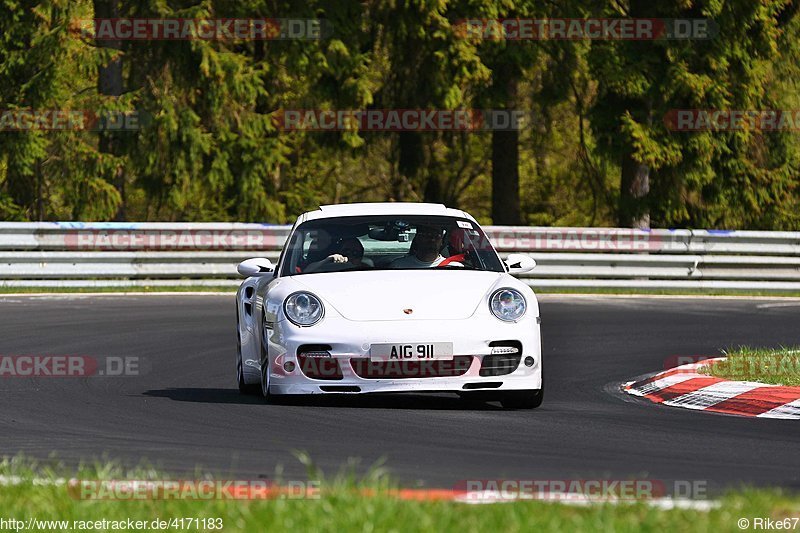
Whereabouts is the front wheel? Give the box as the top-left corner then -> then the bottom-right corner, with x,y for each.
238,357 -> 259,395
260,315 -> 276,403
260,359 -> 273,401
500,388 -> 543,409
237,312 -> 259,395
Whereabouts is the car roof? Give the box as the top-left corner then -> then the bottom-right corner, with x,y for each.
298,202 -> 475,223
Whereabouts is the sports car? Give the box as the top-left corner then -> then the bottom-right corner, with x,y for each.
235,202 -> 543,408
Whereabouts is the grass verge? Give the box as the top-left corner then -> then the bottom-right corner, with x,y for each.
702,347 -> 800,386
0,459 -> 798,532
0,286 -> 235,294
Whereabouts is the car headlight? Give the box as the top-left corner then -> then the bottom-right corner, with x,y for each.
284,292 -> 324,326
489,288 -> 526,322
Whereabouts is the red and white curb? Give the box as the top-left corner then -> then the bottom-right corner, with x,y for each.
623,359 -> 800,419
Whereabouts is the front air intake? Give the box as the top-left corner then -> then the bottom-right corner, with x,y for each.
297,344 -> 343,380
480,341 -> 523,377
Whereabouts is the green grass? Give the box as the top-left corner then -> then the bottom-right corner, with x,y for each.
701,347 -> 800,386
1,458 -> 799,532
0,286 -> 235,294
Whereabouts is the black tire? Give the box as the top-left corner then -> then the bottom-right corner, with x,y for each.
237,312 -> 259,395
237,356 -> 259,395
260,359 -> 273,401
501,365 -> 544,409
500,388 -> 543,409
260,314 -> 275,403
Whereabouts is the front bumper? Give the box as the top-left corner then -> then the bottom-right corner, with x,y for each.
264,313 -> 541,395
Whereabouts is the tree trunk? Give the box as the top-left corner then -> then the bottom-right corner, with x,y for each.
397,131 -> 424,201
491,64 -> 522,225
36,160 -> 43,221
423,171 -> 442,203
93,0 -> 125,220
618,99 -> 652,228
617,0 -> 652,229
7,166 -> 35,219
618,151 -> 650,228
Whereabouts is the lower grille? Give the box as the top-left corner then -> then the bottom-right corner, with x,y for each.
479,355 -> 522,376
320,386 -> 361,392
350,356 -> 473,379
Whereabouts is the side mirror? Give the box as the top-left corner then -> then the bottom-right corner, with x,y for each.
237,258 -> 274,277
504,253 -> 536,275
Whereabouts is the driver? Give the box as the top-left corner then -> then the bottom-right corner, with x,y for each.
304,237 -> 373,272
390,225 -> 463,268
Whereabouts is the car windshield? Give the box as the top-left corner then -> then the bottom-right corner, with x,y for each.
280,215 -> 504,275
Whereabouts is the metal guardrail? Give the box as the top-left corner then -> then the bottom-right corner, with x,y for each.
1,222 -> 799,290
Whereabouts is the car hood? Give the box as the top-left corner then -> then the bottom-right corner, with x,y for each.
292,270 -> 504,321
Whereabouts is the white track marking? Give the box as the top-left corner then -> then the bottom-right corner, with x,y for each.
539,294 -> 800,301
756,302 -> 800,309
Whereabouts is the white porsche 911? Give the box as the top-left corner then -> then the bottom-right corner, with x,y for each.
235,202 -> 543,408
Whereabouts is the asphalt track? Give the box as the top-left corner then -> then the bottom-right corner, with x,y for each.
1,294 -> 799,494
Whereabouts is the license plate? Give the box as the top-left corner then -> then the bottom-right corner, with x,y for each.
369,342 -> 454,361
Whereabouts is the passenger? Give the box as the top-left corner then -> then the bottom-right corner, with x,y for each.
390,225 -> 463,268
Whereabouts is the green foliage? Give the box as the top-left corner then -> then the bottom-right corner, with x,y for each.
0,0 -> 797,227
589,0 -> 800,228
701,345 -> 800,386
